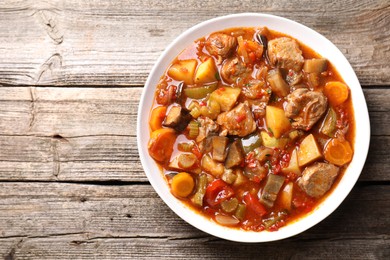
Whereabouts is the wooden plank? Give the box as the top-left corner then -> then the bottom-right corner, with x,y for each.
0,87 -> 388,182
0,183 -> 388,259
0,0 -> 388,86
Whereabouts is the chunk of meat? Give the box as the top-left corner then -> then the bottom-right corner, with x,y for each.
298,162 -> 339,198
284,89 -> 328,130
242,79 -> 267,99
268,37 -> 304,71
217,101 -> 256,137
221,57 -> 250,84
206,33 -> 237,62
196,117 -> 219,143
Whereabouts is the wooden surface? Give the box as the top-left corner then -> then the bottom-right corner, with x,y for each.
0,0 -> 389,259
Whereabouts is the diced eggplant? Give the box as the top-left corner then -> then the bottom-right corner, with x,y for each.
266,69 -> 290,97
211,136 -> 229,162
307,72 -> 320,88
260,174 -> 286,208
303,58 -> 327,74
225,140 -> 244,169
320,107 -> 337,137
162,106 -> 192,132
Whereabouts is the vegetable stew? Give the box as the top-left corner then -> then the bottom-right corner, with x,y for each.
147,27 -> 355,232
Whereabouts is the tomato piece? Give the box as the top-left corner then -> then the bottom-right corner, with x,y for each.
205,179 -> 234,207
244,193 -> 267,217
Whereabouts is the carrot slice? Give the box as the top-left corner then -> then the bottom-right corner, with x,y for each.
149,106 -> 167,131
324,138 -> 353,166
171,172 -> 195,198
323,81 -> 349,106
148,128 -> 176,162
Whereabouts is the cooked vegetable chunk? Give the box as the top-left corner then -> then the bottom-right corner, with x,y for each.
149,106 -> 167,131
162,106 -> 192,132
324,81 -> 349,106
260,174 -> 286,208
194,57 -> 218,84
191,173 -> 208,207
266,105 -> 291,138
184,84 -> 218,99
201,154 -> 224,177
225,140 -> 244,169
211,136 -> 229,162
148,128 -> 176,162
266,69 -> 290,97
324,138 -> 353,166
171,172 -> 195,198
281,148 -> 301,175
217,102 -> 256,137
210,87 -> 241,112
279,182 -> 294,210
298,162 -> 339,198
298,134 -> 322,167
320,107 -> 337,137
303,58 -> 327,73
260,131 -> 289,149
167,59 -> 197,85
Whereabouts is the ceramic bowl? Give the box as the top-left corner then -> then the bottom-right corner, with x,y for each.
137,13 -> 370,242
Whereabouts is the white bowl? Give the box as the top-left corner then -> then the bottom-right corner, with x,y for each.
137,13 -> 370,242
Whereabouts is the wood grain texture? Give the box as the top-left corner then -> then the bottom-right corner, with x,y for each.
0,183 -> 388,259
0,86 -> 388,182
0,0 -> 389,86
0,0 -> 389,258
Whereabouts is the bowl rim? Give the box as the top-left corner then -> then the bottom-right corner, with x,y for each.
137,13 -> 371,242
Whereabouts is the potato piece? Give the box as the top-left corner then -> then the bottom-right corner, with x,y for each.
303,58 -> 327,73
209,87 -> 241,112
201,154 -> 224,177
279,182 -> 293,211
266,69 -> 290,97
211,136 -> 229,162
194,57 -> 218,84
260,131 -> 288,149
298,134 -> 322,167
266,106 -> 291,138
167,59 -> 197,85
225,140 -> 244,169
281,148 -> 301,175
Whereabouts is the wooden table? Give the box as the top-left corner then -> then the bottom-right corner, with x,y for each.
0,1 -> 389,259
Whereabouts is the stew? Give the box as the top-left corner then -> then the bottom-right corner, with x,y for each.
148,27 -> 355,232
